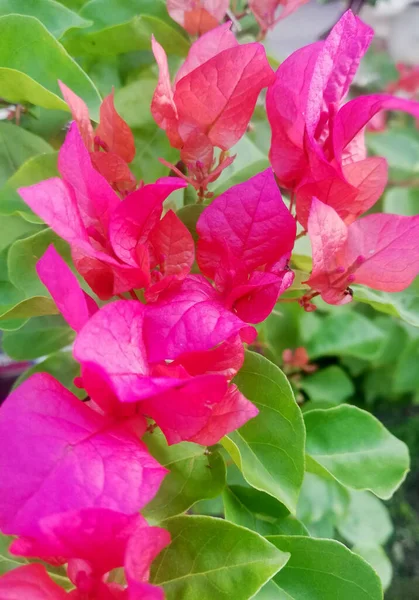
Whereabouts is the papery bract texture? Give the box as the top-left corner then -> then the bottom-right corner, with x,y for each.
197,169 -> 296,322
37,245 -> 98,332
307,198 -> 419,304
0,374 -> 166,535
249,0 -> 309,32
267,10 -> 419,226
0,564 -> 68,600
167,0 -> 229,36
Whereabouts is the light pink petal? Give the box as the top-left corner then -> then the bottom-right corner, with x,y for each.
345,213 -> 419,291
59,81 -> 94,150
36,245 -> 98,332
180,128 -> 214,172
151,37 -> 181,147
109,178 -> 187,266
277,0 -> 310,22
58,123 -> 120,237
306,198 -> 350,304
333,94 -> 419,163
174,43 -> 274,150
0,373 -> 166,535
0,564 -> 68,600
197,168 -> 296,276
267,42 -> 323,188
305,10 -> 373,140
144,275 -> 257,363
249,0 -> 280,30
175,22 -> 237,84
188,384 -> 259,446
341,156 -> 388,223
141,374 -> 228,445
96,91 -> 136,163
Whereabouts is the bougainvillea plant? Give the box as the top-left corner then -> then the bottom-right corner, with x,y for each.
0,3 -> 417,599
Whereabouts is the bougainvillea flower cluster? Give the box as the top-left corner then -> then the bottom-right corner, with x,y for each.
151,23 -> 274,193
249,0 -> 309,34
2,7 -> 419,596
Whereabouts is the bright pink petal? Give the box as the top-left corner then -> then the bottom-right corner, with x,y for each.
333,94 -> 419,163
174,43 -> 274,150
141,372 -> 228,445
96,91 -> 136,163
59,81 -> 94,150
109,178 -> 187,266
90,152 -> 136,194
144,275 -> 257,363
175,22 -> 237,84
174,335 -> 245,379
345,213 -> 419,291
151,37 -> 181,147
187,383 -> 258,446
0,373 -> 166,534
36,245 -> 97,332
58,123 -> 120,237
0,564 -> 68,600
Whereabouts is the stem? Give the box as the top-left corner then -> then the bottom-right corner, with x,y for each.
129,290 -> 138,300
295,230 -> 307,240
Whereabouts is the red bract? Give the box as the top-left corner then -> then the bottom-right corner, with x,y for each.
306,198 -> 419,305
59,82 -> 136,194
10,508 -> 169,600
266,10 -> 419,227
19,124 -> 189,300
167,0 -> 229,36
0,374 -> 166,535
197,169 -> 296,322
0,564 -> 68,599
73,299 -> 258,445
151,24 -> 274,192
249,0 -> 309,34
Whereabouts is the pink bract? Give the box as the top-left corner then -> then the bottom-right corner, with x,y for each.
249,0 -> 309,33
306,198 -> 419,305
197,169 -> 296,322
167,0 -> 229,36
0,373 -> 166,535
0,564 -> 68,599
266,10 -> 419,227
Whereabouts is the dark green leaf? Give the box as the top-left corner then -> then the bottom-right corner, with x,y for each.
2,315 -> 75,359
300,365 -> 354,406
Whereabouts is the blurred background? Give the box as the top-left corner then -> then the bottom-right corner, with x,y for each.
1,0 -> 419,596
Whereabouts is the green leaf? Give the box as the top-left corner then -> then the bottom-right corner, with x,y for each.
150,515 -> 290,600
0,0 -> 91,38
353,544 -> 392,591
222,351 -> 305,514
142,430 -> 226,523
0,152 -> 58,223
176,204 -> 205,243
305,311 -> 385,360
213,135 -> 269,196
0,296 -> 59,321
0,122 -> 52,187
267,536 -> 383,600
0,214 -> 43,253
114,77 -> 156,129
367,128 -> 419,180
354,285 -> 419,328
0,14 -> 101,118
8,228 -> 71,297
383,186 -> 419,216
12,350 -> 84,398
2,315 -> 75,360
300,365 -> 354,406
223,485 -> 308,536
131,124 -> 179,183
304,405 -> 410,499
64,0 -> 189,57
337,490 -> 393,546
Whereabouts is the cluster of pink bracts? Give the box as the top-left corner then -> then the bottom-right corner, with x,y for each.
1,9 -> 419,598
